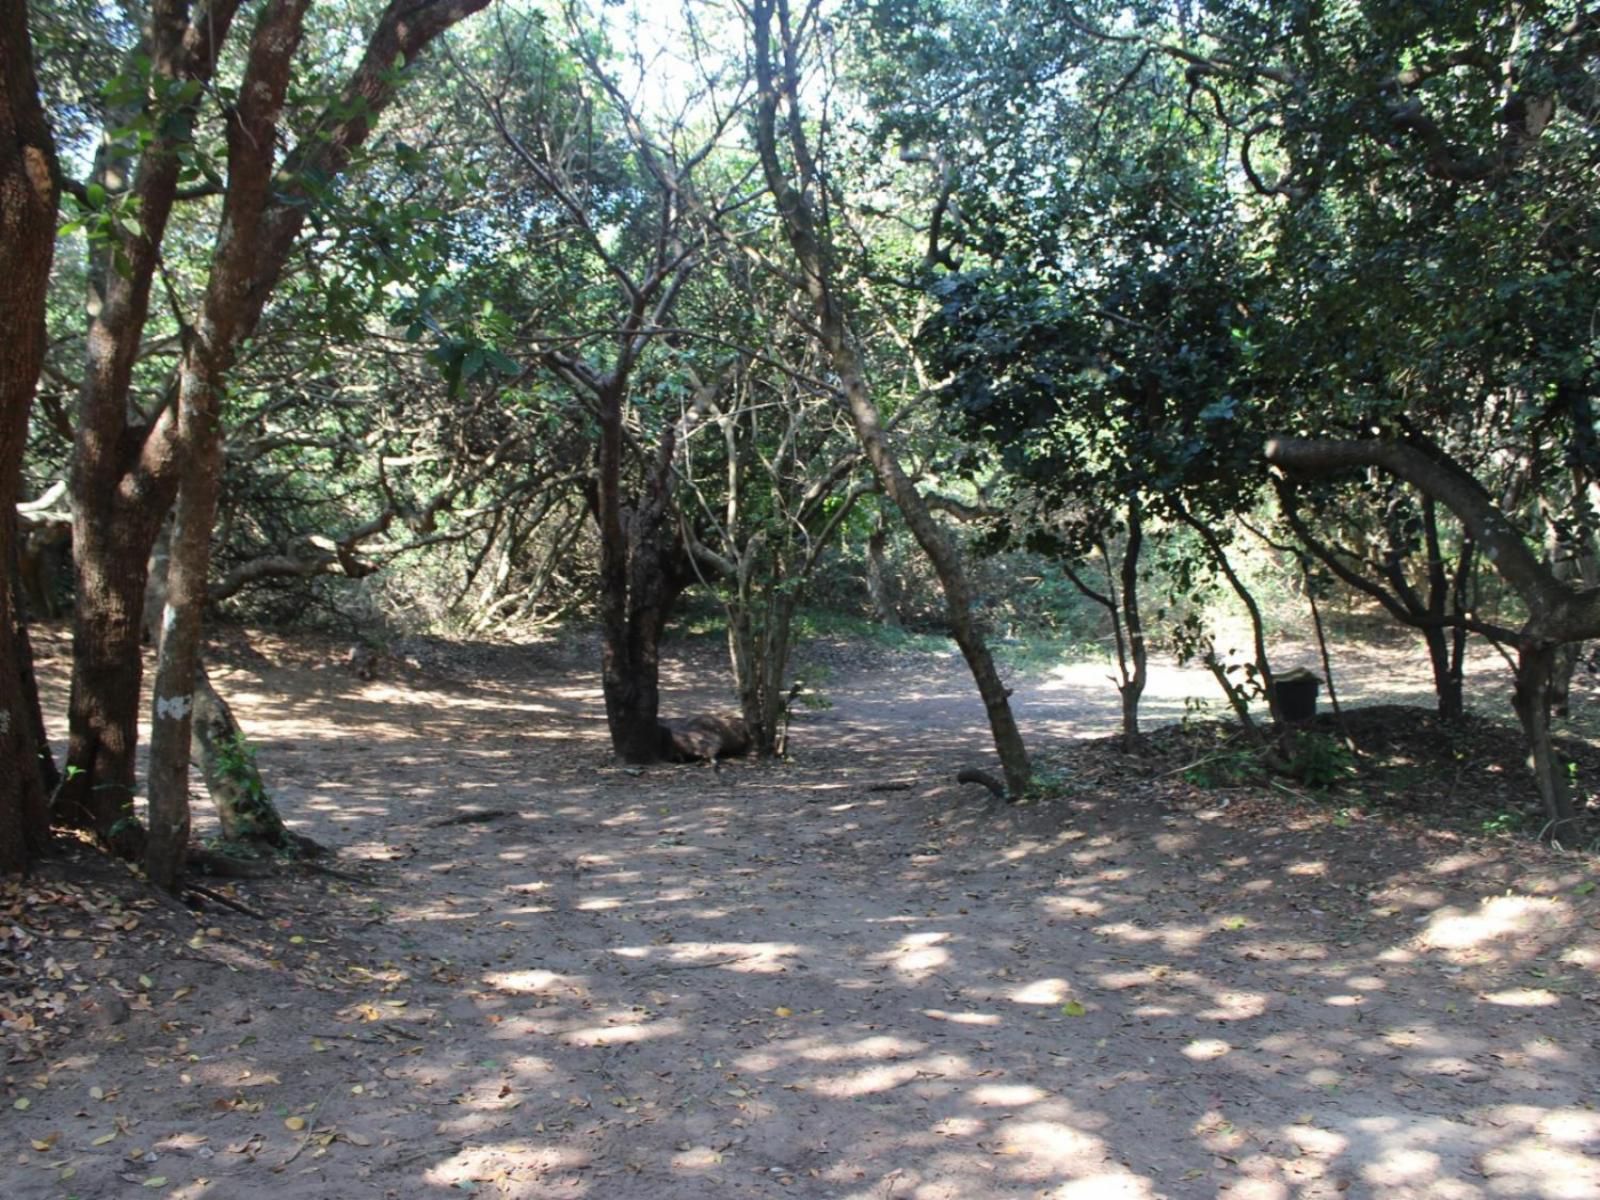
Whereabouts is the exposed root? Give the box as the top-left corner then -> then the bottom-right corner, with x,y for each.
182,881 -> 265,918
425,808 -> 514,828
956,767 -> 1007,799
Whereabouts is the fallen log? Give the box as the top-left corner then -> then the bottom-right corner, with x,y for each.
659,714 -> 752,765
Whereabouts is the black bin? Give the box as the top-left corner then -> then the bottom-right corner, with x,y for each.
1271,668 -> 1321,723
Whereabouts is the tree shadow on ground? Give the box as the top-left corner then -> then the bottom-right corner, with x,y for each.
11,630 -> 1599,1200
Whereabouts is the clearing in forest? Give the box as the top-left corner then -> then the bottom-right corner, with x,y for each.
5,629 -> 1599,1200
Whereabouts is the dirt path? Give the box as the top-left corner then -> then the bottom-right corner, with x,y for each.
7,633 -> 1600,1199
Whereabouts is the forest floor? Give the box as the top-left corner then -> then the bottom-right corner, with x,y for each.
5,623 -> 1600,1200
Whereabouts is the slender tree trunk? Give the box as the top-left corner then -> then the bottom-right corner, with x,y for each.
1422,625 -> 1465,720
1118,510 -> 1147,751
1511,640 -> 1578,842
751,0 -> 1029,796
865,506 -> 901,628
144,0 -> 311,889
144,423 -> 225,886
0,0 -> 60,869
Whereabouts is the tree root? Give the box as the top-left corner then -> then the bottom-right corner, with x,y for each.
956,767 -> 1008,800
425,808 -> 514,828
182,881 -> 265,918
297,860 -> 374,884
186,848 -> 278,878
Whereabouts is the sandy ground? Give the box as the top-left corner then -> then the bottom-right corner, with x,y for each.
4,628 -> 1599,1200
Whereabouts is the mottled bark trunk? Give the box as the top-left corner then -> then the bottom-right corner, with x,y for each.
0,0 -> 57,870
144,420 -> 225,887
727,557 -> 800,758
144,0 -> 310,889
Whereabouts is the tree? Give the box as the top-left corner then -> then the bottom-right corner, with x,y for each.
445,4 -> 743,762
0,0 -> 59,871
910,38 -> 1266,744
37,0 -> 489,882
751,0 -> 1031,797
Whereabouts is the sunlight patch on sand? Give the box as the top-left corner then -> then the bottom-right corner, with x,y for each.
1417,894 -> 1569,952
1010,977 -> 1071,1005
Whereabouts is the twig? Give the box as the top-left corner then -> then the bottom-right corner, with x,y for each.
182,882 -> 265,919
638,956 -> 744,973
297,860 -> 375,884
867,781 -> 913,792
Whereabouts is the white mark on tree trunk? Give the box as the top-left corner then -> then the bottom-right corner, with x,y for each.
0,710 -> 10,734
156,694 -> 194,720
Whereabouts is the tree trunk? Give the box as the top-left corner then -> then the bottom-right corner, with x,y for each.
144,0 -> 312,889
595,394 -> 684,762
751,0 -> 1029,796
1511,640 -> 1579,842
865,506 -> 901,628
1422,625 -> 1466,721
144,424 -> 225,887
1117,509 -> 1147,750
0,0 -> 60,869
142,521 -> 299,864
190,663 -> 311,850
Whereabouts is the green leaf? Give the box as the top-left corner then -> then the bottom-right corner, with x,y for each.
484,349 -> 521,376
1060,1000 -> 1086,1017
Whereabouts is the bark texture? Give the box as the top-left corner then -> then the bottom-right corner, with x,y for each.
145,0 -> 311,889
0,0 -> 59,870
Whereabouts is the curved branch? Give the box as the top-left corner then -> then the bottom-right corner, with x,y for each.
1265,435 -> 1600,640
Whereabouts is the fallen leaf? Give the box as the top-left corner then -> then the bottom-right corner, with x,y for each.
284,1117 -> 307,1132
1061,1001 -> 1087,1017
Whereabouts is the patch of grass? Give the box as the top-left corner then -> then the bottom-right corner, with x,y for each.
1480,808 -> 1529,835
790,608 -> 949,654
991,632 -> 1107,675
1021,763 -> 1073,802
